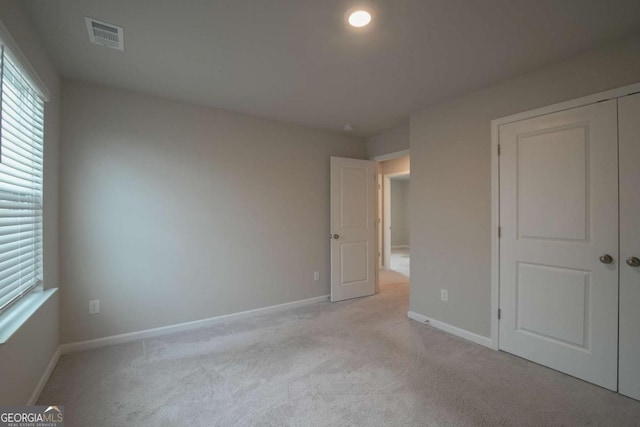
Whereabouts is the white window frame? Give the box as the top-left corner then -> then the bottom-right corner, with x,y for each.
0,21 -> 50,102
0,19 -> 54,344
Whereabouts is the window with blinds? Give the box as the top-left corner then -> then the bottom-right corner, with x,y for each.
0,43 -> 45,314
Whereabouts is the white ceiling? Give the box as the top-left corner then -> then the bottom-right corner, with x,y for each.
19,0 -> 640,137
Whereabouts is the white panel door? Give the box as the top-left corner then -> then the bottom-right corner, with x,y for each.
619,92 -> 640,400
330,157 -> 376,302
499,100 -> 619,390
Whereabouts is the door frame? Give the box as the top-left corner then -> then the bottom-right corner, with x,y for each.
371,149 -> 410,163
370,149 -> 411,274
490,82 -> 640,351
377,172 -> 383,270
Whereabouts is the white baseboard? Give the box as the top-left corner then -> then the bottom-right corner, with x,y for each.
59,294 -> 330,355
27,346 -> 61,405
407,311 -> 492,348
391,245 -> 410,249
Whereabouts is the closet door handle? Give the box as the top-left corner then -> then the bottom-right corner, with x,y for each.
599,254 -> 614,264
626,257 -> 640,267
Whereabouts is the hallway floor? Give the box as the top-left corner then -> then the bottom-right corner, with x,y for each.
390,247 -> 410,276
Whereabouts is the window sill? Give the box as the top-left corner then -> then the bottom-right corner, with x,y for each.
0,287 -> 57,344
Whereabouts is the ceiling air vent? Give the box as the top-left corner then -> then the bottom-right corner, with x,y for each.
85,17 -> 124,51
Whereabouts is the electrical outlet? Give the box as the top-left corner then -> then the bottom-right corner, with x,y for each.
314,271 -> 320,281
440,289 -> 448,302
89,299 -> 100,315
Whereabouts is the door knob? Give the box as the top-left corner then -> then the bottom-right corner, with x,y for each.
599,254 -> 614,264
626,257 -> 640,267
333,234 -> 340,239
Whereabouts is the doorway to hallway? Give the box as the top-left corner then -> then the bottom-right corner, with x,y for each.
376,154 -> 410,283
387,174 -> 410,277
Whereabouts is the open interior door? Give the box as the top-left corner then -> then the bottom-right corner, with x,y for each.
330,157 -> 376,302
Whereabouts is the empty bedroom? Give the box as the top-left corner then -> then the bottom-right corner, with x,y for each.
1,0 -> 640,425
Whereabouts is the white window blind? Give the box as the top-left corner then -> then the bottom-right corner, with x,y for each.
0,43 -> 45,314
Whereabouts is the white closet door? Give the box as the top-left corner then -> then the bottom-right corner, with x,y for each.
499,100 -> 619,390
619,92 -> 640,401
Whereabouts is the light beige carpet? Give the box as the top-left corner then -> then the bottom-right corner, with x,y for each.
39,280 -> 640,426
378,268 -> 409,286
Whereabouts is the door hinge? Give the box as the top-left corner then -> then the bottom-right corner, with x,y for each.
498,309 -> 501,320
497,144 -> 501,156
498,226 -> 502,238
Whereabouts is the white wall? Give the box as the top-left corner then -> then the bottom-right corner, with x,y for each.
59,80 -> 366,344
410,35 -> 640,338
390,179 -> 409,247
366,123 -> 409,158
0,0 -> 60,404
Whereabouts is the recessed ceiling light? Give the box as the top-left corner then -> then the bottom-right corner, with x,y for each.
348,10 -> 371,28
344,124 -> 354,132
